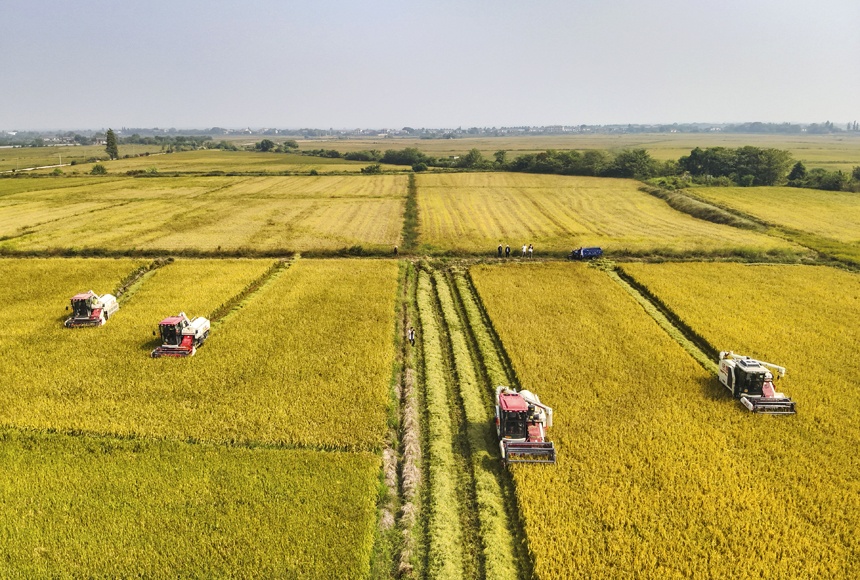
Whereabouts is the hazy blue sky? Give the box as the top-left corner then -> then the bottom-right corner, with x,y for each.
3,0 -> 858,130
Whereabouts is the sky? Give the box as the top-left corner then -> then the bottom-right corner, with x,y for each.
2,0 -> 859,130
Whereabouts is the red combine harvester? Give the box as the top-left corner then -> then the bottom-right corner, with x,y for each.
64,291 -> 119,328
151,312 -> 210,358
495,386 -> 556,465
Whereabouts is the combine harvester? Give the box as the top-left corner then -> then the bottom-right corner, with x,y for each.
151,312 -> 210,358
718,351 -> 796,415
495,386 -> 556,465
64,291 -> 119,328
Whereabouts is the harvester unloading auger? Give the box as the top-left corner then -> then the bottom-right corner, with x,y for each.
718,351 -> 796,415
495,386 -> 556,465
151,312 -> 210,358
64,291 -> 119,328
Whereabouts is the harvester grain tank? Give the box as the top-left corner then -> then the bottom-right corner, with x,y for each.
64,291 -> 119,328
718,351 -> 796,414
495,386 -> 556,465
151,312 -> 210,358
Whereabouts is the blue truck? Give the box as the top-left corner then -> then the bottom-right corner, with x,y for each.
568,247 -> 603,260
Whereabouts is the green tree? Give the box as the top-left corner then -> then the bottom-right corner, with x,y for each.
607,149 -> 658,179
412,162 -> 428,172
91,164 -> 107,175
460,148 -> 484,168
788,161 -> 807,181
257,139 -> 275,152
361,164 -> 382,174
283,139 -> 299,150
105,129 -> 119,160
853,166 -> 860,181
494,150 -> 507,165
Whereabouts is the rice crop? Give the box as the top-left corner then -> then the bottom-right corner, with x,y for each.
691,186 -> 860,243
471,262 -> 857,579
0,174 -> 406,253
416,173 -> 799,256
0,428 -> 379,579
31,149 -> 405,175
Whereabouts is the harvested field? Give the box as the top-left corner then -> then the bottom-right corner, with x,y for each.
416,173 -> 801,256
0,175 -> 406,253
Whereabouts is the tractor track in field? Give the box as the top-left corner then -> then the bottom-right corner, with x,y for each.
411,262 -> 535,580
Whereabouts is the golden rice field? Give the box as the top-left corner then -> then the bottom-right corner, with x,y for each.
297,133 -> 860,171
0,174 -> 406,253
0,144 -> 162,173
471,262 -> 857,579
0,258 -> 398,449
691,186 -> 860,242
0,429 -> 379,579
33,150 -> 406,175
416,172 -> 801,256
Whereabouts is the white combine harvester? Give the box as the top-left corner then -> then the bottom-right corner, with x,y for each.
151,312 -> 210,358
718,351 -> 796,415
64,291 -> 119,328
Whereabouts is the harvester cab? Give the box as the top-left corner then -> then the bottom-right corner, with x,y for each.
151,312 -> 210,358
64,291 -> 119,328
718,351 -> 796,415
495,386 -> 556,465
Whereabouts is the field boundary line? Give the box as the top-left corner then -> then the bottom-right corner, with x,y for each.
606,265 -> 719,374
113,257 -> 172,303
400,174 -> 419,252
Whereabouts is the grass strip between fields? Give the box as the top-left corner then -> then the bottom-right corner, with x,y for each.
434,271 -> 518,580
417,271 -> 464,580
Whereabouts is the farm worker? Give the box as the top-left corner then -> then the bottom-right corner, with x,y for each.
498,243 -> 503,257
505,244 -> 510,257
528,244 -> 533,259
522,244 -> 527,257
394,245 -> 398,255
408,327 -> 415,346
762,372 -> 776,398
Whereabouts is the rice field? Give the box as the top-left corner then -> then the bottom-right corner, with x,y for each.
470,262 -> 858,579
0,258 -> 398,450
0,174 -> 406,253
0,144 -> 162,173
416,173 -> 801,256
294,133 -> 860,171
691,186 -> 860,242
32,150 -> 406,175
0,429 -> 380,579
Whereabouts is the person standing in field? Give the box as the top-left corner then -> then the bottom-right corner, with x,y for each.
498,242 -> 503,257
408,327 -> 415,346
522,244 -> 527,257
528,244 -> 533,259
505,244 -> 510,258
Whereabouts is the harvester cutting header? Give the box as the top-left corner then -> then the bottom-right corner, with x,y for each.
495,386 -> 556,465
718,351 -> 796,415
151,312 -> 210,358
64,291 -> 119,328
